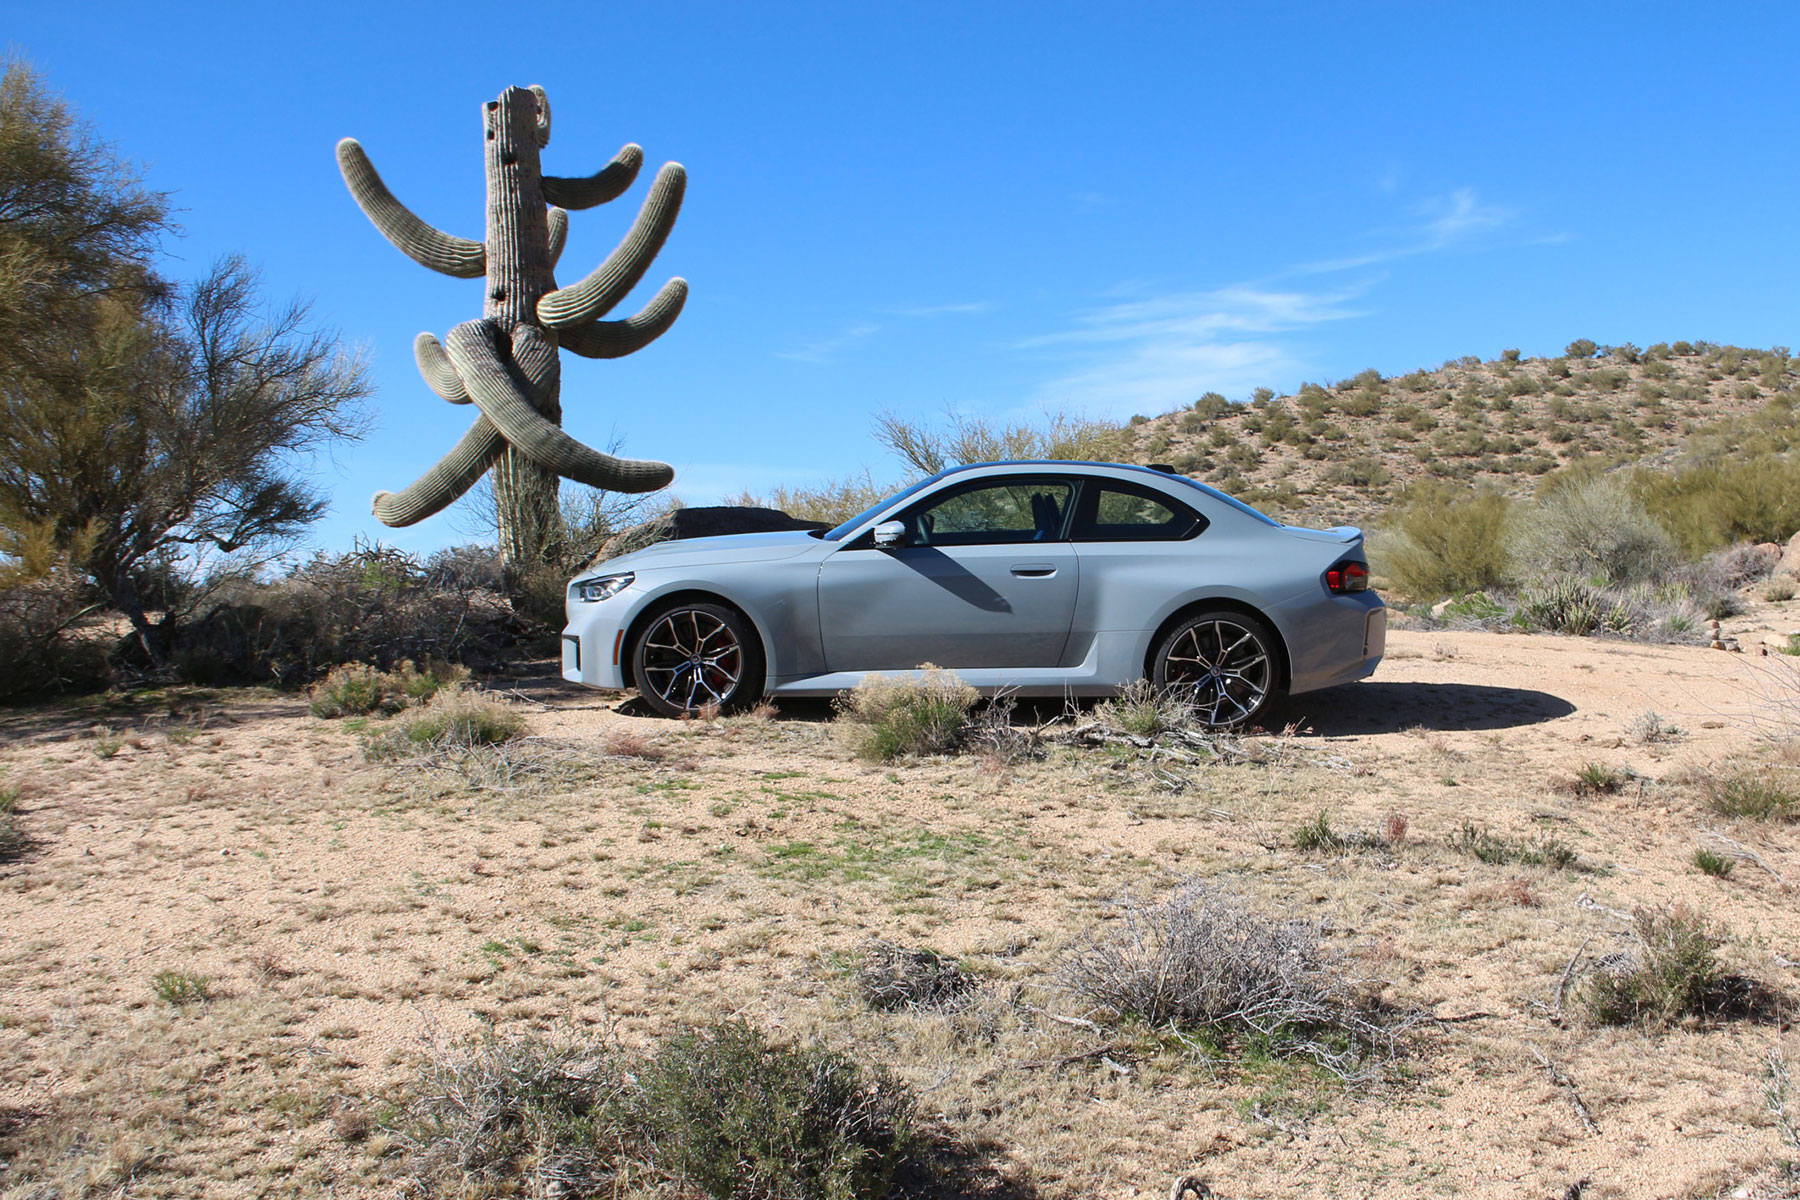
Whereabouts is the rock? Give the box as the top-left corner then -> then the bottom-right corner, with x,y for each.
593,505 -> 831,564
1779,529 -> 1800,577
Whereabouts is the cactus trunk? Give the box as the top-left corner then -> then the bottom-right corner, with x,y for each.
481,88 -> 563,586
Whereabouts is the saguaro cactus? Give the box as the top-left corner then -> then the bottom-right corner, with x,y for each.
338,85 -> 682,573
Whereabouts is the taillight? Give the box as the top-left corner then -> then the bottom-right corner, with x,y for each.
1326,560 -> 1370,594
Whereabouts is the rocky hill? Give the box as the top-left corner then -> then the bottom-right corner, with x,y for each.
1125,340 -> 1799,529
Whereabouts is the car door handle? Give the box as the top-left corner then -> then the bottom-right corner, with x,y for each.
1010,564 -> 1057,577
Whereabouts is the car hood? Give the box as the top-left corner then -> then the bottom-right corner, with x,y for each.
598,529 -> 825,572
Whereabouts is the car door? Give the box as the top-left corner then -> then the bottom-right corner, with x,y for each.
816,477 -> 1079,672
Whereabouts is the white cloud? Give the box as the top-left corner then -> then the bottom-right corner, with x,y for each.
775,321 -> 879,363
878,301 -> 993,318
1021,185 -> 1530,418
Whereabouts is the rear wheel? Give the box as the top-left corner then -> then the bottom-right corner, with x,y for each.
631,601 -> 765,718
1150,609 -> 1279,728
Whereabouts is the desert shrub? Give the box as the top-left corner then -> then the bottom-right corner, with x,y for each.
963,692 -> 1042,765
1370,482 -> 1514,599
1321,457 -> 1390,488
1059,882 -> 1412,1079
1093,678 -> 1194,739
1767,577 -> 1797,603
1702,766 -> 1799,821
1515,577 -> 1632,636
728,473 -> 893,528
625,1021 -> 916,1200
1577,905 -> 1734,1028
1513,473 -> 1676,586
171,544 -> 525,687
1636,453 -> 1800,557
0,564 -> 111,702
374,688 -> 527,754
1566,339 -> 1598,359
835,666 -> 977,761
385,1030 -> 624,1196
308,659 -> 466,718
1448,822 -> 1579,870
855,940 -> 978,1011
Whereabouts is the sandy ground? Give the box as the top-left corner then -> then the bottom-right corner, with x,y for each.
1,607 -> 1798,1199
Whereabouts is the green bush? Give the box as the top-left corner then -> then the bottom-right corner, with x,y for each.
625,1021 -> 916,1200
1515,578 -> 1632,636
835,666 -> 977,761
372,688 -> 526,755
1448,822 -> 1578,869
1512,472 -> 1675,586
1635,453 -> 1800,557
1371,483 -> 1514,599
308,659 -> 466,718
1578,905 -> 1730,1028
1702,767 -> 1798,821
387,1024 -> 922,1200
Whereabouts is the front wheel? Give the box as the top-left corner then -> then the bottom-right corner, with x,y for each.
1151,609 -> 1279,728
631,601 -> 765,718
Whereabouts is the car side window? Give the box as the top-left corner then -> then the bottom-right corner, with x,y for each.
907,481 -> 1073,546
1070,481 -> 1207,542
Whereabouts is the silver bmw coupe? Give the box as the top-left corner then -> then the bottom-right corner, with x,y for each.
563,461 -> 1385,725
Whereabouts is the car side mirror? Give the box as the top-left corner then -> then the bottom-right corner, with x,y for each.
872,520 -> 905,548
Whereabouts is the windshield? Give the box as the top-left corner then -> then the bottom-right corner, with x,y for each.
821,473 -> 944,540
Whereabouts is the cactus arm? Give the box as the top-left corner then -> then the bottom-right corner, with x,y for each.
371,416 -> 507,526
540,143 -> 644,210
546,207 -> 568,268
559,278 -> 688,360
529,84 -> 551,148
337,139 -> 486,279
414,333 -> 470,404
446,321 -> 674,492
538,163 -> 686,329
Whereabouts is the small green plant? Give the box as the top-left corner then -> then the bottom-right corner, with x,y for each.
1292,811 -> 1346,853
1575,762 -> 1623,794
0,786 -> 23,861
1692,848 -> 1734,878
1448,822 -> 1579,870
1764,578 -> 1796,603
152,969 -> 212,1006
834,665 -> 977,762
91,728 -> 124,759
1577,905 -> 1731,1028
1626,710 -> 1680,745
1702,767 -> 1798,821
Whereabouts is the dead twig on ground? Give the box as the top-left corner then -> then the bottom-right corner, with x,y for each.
1703,829 -> 1788,885
1528,1043 -> 1601,1136
1555,936 -> 1595,1022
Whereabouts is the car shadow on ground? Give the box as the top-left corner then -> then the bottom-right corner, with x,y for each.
1267,680 -> 1576,737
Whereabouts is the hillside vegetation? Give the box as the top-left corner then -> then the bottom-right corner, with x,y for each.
1125,339 -> 1800,533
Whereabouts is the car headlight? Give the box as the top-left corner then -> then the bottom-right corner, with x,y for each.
571,572 -> 634,603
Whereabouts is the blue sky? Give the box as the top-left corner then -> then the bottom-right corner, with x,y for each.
10,2 -> 1798,556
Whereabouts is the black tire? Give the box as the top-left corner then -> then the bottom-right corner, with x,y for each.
631,601 -> 765,718
1150,609 -> 1280,728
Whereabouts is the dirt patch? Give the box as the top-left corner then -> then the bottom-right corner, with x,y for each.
2,611 -> 1798,1198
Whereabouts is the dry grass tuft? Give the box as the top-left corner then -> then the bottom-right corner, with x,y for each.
600,728 -> 665,761
1059,881 -> 1416,1080
855,939 -> 980,1012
